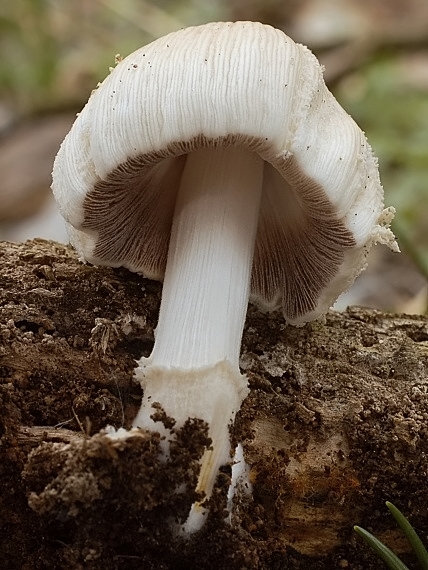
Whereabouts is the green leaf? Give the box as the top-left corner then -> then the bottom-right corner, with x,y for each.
354,525 -> 410,570
386,502 -> 428,570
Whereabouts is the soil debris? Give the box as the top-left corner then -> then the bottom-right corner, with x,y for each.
1,239 -> 427,569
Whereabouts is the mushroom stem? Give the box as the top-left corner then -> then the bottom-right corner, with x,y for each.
133,146 -> 264,531
152,146 -> 264,369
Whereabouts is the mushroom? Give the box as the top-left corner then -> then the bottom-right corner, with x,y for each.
51,21 -> 398,533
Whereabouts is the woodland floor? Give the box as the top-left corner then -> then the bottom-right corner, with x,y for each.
1,239 -> 428,569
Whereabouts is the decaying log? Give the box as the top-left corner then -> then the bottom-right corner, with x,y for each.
1,239 -> 427,569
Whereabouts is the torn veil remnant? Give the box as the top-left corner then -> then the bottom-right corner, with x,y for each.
51,21 -> 398,533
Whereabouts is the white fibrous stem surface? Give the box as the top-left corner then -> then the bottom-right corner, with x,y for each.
133,147 -> 264,532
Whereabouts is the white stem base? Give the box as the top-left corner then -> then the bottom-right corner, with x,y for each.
133,361 -> 249,532
134,361 -> 247,433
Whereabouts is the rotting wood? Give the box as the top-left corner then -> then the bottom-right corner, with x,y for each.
1,239 -> 427,569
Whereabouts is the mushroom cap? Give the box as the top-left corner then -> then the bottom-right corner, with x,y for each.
52,21 -> 396,325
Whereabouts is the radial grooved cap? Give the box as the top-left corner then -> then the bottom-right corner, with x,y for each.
52,21 -> 397,324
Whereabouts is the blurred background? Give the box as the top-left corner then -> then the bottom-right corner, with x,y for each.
0,0 -> 427,314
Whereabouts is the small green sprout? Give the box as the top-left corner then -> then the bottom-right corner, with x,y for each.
354,501 -> 428,570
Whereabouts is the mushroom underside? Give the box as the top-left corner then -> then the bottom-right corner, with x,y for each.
82,134 -> 356,323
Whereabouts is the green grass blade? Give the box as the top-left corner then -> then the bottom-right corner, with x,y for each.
354,526 -> 410,570
386,502 -> 428,570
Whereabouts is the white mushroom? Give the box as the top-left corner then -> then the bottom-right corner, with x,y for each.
51,21 -> 398,533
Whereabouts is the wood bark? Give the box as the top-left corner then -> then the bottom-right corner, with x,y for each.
1,239 -> 427,569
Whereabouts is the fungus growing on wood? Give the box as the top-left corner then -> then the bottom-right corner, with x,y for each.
52,21 -> 398,533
